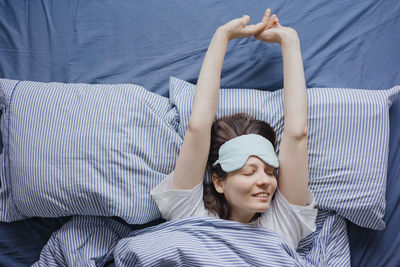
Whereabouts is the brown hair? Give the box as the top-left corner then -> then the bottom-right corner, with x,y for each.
203,113 -> 276,221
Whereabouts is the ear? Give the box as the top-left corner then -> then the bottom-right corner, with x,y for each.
212,174 -> 224,194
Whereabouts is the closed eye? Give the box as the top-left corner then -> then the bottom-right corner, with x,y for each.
242,169 -> 255,176
265,169 -> 274,175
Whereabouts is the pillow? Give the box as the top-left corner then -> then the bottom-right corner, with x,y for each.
169,76 -> 400,230
0,79 -> 182,224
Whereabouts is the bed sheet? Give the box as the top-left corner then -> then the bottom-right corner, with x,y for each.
0,217 -> 69,266
1,0 -> 399,94
0,0 -> 399,266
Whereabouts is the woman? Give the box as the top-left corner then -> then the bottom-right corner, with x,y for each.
151,8 -> 317,250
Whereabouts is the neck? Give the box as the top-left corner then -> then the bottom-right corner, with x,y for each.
229,211 -> 256,224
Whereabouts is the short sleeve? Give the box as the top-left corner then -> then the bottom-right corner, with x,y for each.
150,172 -> 209,221
259,189 -> 318,250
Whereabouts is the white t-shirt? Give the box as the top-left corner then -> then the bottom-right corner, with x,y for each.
150,172 -> 318,250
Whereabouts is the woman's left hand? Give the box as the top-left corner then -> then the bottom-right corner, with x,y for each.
218,14 -> 267,41
254,10 -> 299,45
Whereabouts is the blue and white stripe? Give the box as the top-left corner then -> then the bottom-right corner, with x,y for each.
0,79 -> 25,221
1,76 -> 399,230
0,79 -> 182,224
115,216 -> 308,266
298,210 -> 350,266
169,77 -> 400,230
113,214 -> 349,266
32,216 -> 132,267
32,212 -> 349,266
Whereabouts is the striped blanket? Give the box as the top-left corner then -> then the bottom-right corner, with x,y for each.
34,211 -> 350,266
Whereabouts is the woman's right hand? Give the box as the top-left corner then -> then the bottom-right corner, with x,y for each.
218,14 -> 267,41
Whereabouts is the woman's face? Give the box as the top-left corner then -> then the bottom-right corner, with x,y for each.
213,156 -> 277,223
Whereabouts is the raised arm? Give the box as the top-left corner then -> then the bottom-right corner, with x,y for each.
255,14 -> 309,206
172,15 -> 267,190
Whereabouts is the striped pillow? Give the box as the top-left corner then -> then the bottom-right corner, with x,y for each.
169,76 -> 400,230
0,79 -> 182,224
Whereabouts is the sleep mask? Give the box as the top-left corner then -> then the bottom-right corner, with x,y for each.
213,134 -> 279,172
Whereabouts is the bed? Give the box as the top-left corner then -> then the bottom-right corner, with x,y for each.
0,0 -> 399,266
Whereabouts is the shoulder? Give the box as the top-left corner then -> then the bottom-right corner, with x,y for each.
257,189 -> 318,249
273,189 -> 318,216
150,171 -> 210,221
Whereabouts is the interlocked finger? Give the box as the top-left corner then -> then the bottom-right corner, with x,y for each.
272,14 -> 279,26
262,9 -> 274,29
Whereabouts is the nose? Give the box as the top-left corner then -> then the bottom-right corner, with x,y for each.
256,171 -> 271,186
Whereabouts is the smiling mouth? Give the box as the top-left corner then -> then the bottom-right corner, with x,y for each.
253,192 -> 269,198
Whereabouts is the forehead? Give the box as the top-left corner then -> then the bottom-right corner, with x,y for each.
243,156 -> 274,169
